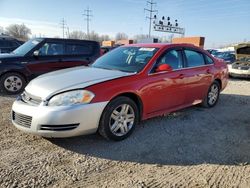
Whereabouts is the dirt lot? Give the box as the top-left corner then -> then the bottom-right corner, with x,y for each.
0,79 -> 250,188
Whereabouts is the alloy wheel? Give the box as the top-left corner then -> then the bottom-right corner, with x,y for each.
109,104 -> 135,137
208,84 -> 219,106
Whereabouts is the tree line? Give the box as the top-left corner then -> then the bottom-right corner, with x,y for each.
1,24 -> 172,43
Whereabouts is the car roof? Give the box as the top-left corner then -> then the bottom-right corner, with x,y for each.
0,35 -> 16,40
34,37 -> 99,44
123,43 -> 197,49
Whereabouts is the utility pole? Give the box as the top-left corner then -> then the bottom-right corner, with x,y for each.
67,27 -> 70,38
144,0 -> 157,38
83,7 -> 93,39
60,18 -> 66,38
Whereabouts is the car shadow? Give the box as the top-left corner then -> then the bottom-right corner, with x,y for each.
49,93 -> 250,166
229,77 -> 250,81
0,93 -> 18,98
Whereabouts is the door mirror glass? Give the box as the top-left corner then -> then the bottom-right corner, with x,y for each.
155,64 -> 173,72
33,50 -> 39,56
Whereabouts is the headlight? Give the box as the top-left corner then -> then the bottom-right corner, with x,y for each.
48,90 -> 95,106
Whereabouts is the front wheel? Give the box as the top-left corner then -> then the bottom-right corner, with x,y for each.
98,96 -> 139,141
202,81 -> 220,108
0,72 -> 26,95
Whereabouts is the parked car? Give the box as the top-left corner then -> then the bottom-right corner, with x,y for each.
216,52 -> 236,64
207,49 -> 218,56
0,35 -> 23,54
11,43 -> 228,141
100,46 -> 115,55
228,43 -> 250,78
0,38 -> 100,94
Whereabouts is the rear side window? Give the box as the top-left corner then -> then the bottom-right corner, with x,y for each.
66,43 -> 94,55
184,50 -> 205,67
13,41 -> 20,47
205,55 -> 214,64
156,49 -> 183,70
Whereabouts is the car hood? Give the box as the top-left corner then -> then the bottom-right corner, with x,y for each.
235,43 -> 250,62
25,66 -> 134,100
0,53 -> 24,62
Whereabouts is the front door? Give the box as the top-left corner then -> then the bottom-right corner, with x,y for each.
27,41 -> 65,78
142,48 -> 187,115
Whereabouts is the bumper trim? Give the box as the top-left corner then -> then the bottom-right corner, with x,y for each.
40,123 -> 80,131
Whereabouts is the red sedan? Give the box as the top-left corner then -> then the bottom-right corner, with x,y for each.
12,43 -> 228,141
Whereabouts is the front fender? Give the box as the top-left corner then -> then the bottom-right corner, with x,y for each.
0,63 -> 30,80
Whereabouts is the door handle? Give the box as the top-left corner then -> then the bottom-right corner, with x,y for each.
178,73 -> 185,79
206,69 -> 211,74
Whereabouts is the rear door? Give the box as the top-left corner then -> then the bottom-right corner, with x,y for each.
62,41 -> 100,67
182,48 -> 214,105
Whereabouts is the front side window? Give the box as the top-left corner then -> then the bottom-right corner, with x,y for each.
156,49 -> 183,70
38,43 -> 64,56
92,47 -> 158,73
184,50 -> 205,67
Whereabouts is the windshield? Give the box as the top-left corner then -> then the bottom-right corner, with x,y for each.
13,39 -> 43,55
217,52 -> 234,58
92,46 -> 158,73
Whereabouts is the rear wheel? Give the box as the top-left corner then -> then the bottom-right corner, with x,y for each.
202,81 -> 220,108
98,96 -> 139,141
0,72 -> 26,95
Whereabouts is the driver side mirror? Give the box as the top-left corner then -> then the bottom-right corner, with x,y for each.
155,64 -> 173,73
33,50 -> 39,57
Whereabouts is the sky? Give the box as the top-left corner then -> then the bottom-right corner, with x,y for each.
0,0 -> 250,48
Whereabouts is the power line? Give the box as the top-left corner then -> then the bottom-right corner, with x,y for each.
83,7 -> 93,39
144,0 -> 158,38
59,18 -> 66,38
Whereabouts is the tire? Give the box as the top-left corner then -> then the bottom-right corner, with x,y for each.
0,72 -> 26,95
98,96 -> 139,141
201,81 -> 220,108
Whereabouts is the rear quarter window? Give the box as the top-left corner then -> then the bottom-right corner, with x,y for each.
66,43 -> 95,55
205,55 -> 214,64
0,40 -> 13,48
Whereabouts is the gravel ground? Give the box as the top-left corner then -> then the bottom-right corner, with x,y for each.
0,79 -> 250,188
